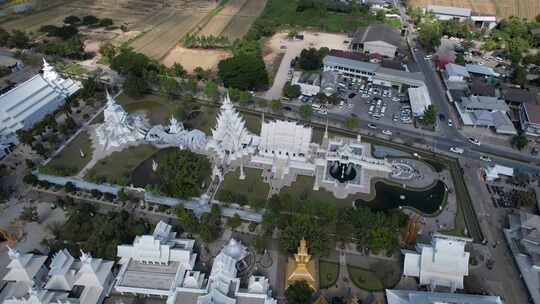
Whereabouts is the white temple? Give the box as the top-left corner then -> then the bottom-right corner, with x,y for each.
403,234 -> 472,292
93,91 -> 147,150
114,221 -> 277,304
93,93 -> 206,153
0,247 -> 114,304
207,94 -> 254,164
0,59 -> 80,143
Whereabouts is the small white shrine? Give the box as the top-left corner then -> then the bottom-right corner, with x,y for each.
94,91 -> 147,150
403,233 -> 472,292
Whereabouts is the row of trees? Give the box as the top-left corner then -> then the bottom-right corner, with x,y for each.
63,15 -> 114,28
183,34 -> 231,49
175,203 -> 222,242
0,28 -> 31,49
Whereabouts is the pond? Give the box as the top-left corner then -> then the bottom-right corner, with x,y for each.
355,180 -> 447,214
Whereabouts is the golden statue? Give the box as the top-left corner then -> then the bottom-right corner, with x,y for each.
286,238 -> 317,290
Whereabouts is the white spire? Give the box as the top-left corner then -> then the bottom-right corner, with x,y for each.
42,58 -> 59,82
8,246 -> 20,260
168,115 -> 183,134
80,250 -> 93,264
105,89 -> 115,106
152,159 -> 158,172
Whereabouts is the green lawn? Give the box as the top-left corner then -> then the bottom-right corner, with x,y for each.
384,18 -> 402,27
279,175 -> 369,208
85,144 -> 158,186
319,261 -> 339,288
257,0 -> 379,32
441,200 -> 467,237
347,265 -> 384,291
45,131 -> 93,176
215,167 -> 270,204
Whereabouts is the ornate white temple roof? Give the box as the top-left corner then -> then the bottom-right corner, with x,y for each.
3,247 -> 47,283
403,234 -> 471,291
0,59 -> 80,136
208,94 -> 252,161
44,249 -> 76,291
258,120 -> 312,158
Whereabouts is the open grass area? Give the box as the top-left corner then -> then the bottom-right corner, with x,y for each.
441,198 -> 467,237
256,0 -> 378,33
319,261 -> 339,289
45,131 -> 92,176
347,265 -> 384,291
215,167 -> 270,204
279,175 -> 368,208
85,144 -> 158,186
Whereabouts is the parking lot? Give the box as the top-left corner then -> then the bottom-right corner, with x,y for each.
332,77 -> 415,130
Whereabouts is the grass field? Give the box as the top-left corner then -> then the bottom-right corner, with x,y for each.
409,0 -> 540,19
46,131 -> 92,176
347,265 -> 384,291
215,167 -> 270,203
319,261 -> 339,289
254,0 -> 377,33
85,144 -> 158,185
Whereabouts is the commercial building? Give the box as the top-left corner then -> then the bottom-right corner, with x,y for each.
350,24 -> 401,59
520,103 -> 540,137
291,72 -> 320,96
0,247 -> 114,304
0,59 -> 80,137
484,164 -> 514,182
386,289 -> 504,304
407,86 -> 432,117
444,63 -> 470,83
403,234 -> 471,292
323,50 -> 426,92
504,211 -> 540,304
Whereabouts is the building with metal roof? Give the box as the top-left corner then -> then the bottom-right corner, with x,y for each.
465,64 -> 497,77
520,103 -> 540,137
386,289 -> 504,304
456,96 -> 517,135
505,211 -> 540,304
407,86 -> 431,117
0,59 -> 80,137
427,5 -> 471,19
350,24 -> 402,58
444,63 -> 470,82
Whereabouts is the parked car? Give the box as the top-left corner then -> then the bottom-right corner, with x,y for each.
450,147 -> 464,154
468,137 -> 481,146
382,129 -> 392,135
348,92 -> 357,99
368,123 -> 377,129
480,155 -> 492,162
448,119 -> 453,127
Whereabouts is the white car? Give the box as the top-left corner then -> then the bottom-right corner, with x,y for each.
368,123 -> 377,129
450,147 -> 464,154
382,129 -> 392,135
468,137 -> 481,146
392,97 -> 400,102
480,155 -> 492,162
448,119 -> 453,127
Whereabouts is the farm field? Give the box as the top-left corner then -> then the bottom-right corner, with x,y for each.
221,0 -> 267,40
409,0 -> 540,19
162,46 -> 231,71
198,0 -> 248,37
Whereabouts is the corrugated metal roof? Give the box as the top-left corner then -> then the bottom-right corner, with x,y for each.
408,86 -> 431,116
427,5 -> 471,17
465,64 -> 496,76
323,55 -> 380,73
445,63 -> 469,78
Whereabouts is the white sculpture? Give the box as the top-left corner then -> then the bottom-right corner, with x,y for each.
152,159 -> 158,172
93,91 -> 147,150
168,116 -> 184,134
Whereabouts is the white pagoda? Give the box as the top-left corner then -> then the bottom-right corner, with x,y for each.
403,233 -> 471,292
207,94 -> 252,164
94,91 -> 146,150
168,116 -> 183,134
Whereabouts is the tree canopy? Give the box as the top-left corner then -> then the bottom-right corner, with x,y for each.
297,47 -> 329,70
155,150 -> 211,199
218,53 -> 269,91
285,281 -> 314,304
418,21 -> 442,52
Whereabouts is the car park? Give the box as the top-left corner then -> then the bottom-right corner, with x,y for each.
450,147 -> 464,154
468,137 -> 481,146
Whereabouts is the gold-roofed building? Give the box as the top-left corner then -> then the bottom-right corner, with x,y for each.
313,294 -> 329,304
286,238 -> 317,290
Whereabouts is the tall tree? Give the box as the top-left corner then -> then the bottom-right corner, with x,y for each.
418,21 -> 442,52
285,281 -> 314,304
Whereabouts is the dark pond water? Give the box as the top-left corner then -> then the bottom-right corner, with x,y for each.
355,180 -> 447,214
130,147 -> 177,187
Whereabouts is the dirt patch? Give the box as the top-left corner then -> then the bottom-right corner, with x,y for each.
198,0 -> 248,37
162,46 -> 232,72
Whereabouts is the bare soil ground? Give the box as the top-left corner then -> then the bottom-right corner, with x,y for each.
409,0 -> 539,19
162,46 -> 232,72
221,0 -> 267,40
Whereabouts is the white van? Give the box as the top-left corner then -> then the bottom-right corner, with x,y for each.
450,147 -> 464,154
311,103 -> 321,110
